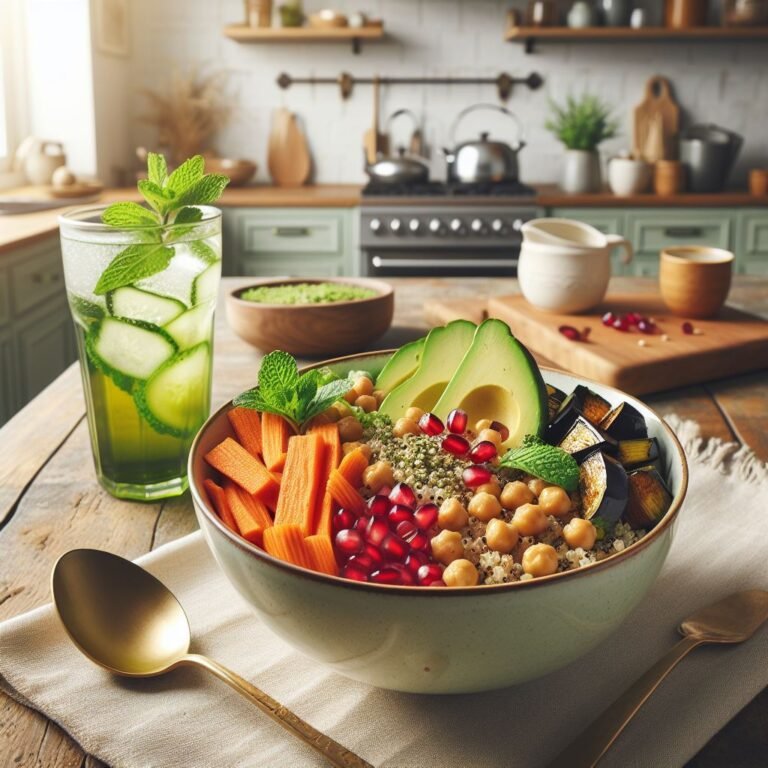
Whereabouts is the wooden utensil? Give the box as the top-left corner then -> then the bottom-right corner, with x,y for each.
363,77 -> 388,165
267,108 -> 311,188
633,76 -> 680,162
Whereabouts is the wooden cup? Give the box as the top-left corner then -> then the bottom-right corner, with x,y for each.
654,160 -> 684,196
749,169 -> 768,197
659,246 -> 734,318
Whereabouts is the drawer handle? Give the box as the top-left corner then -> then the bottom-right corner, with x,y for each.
663,226 -> 704,238
31,272 -> 61,285
272,227 -> 310,237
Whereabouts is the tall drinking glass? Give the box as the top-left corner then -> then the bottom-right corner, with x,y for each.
59,206 -> 222,501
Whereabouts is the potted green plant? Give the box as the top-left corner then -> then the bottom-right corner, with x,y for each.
546,94 -> 618,194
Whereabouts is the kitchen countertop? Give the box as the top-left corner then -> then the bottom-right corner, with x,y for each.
1,183 -> 766,254
0,275 -> 766,767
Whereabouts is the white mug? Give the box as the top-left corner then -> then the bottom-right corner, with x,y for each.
608,156 -> 652,196
519,218 -> 633,314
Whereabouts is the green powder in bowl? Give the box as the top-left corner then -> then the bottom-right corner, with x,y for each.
239,282 -> 378,305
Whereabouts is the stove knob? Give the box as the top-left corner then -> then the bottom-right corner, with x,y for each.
408,218 -> 421,233
369,218 -> 383,234
428,218 -> 443,235
490,218 -> 507,235
449,218 -> 465,235
470,218 -> 485,234
512,218 -> 524,232
389,218 -> 402,234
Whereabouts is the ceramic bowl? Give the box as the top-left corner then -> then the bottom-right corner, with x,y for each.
659,246 -> 734,318
189,355 -> 688,694
225,277 -> 394,357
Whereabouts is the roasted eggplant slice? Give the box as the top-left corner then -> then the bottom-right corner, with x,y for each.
579,451 -> 628,524
599,401 -> 648,441
546,384 -> 567,422
559,385 -> 612,427
617,437 -> 660,468
624,466 -> 673,529
559,416 -> 617,456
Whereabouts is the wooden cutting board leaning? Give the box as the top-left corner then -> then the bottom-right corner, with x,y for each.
267,108 -> 312,188
633,76 -> 680,162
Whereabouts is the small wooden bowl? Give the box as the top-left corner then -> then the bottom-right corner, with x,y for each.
205,158 -> 257,187
226,277 -> 394,357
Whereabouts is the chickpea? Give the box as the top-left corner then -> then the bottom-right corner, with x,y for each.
344,388 -> 358,404
468,492 -> 502,522
512,503 -> 548,536
430,530 -> 465,565
476,477 -> 501,498
485,518 -> 519,554
337,416 -> 364,442
477,428 -> 503,448
563,518 -> 597,550
373,389 -> 386,406
321,406 -> 341,423
500,480 -> 535,511
522,543 -> 559,577
538,486 -> 572,517
363,460 -> 394,493
528,478 -> 549,497
443,559 -> 479,587
355,395 -> 378,413
342,441 -> 372,461
405,406 -> 425,422
475,418 -> 492,433
353,376 -> 374,397
393,417 -> 420,438
330,401 -> 352,421
438,498 -> 469,531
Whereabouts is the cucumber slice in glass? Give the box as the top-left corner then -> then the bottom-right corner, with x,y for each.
164,302 -> 214,349
190,262 -> 220,306
134,342 -> 211,437
107,286 -> 186,325
86,317 -> 178,392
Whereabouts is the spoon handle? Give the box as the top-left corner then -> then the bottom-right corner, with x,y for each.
183,654 -> 373,768
546,635 -> 701,768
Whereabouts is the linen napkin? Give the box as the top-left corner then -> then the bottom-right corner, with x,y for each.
1,417 -> 766,768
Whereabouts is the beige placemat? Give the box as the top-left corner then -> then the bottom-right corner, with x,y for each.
1,418 -> 766,768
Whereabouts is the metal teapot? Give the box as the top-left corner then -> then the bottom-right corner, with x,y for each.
364,108 -> 430,185
443,104 -> 526,184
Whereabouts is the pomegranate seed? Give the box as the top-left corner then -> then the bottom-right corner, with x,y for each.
392,563 -> 416,585
442,433 -> 470,456
388,504 -> 415,527
348,553 -> 374,573
558,324 -> 582,341
682,321 -> 694,335
626,312 -> 643,326
364,542 -> 384,566
396,519 -> 418,539
469,440 -> 497,463
407,530 -> 430,551
335,529 -> 364,557
366,517 -> 390,546
389,482 -> 417,508
446,408 -> 468,434
414,503 -> 438,529
417,563 -> 444,586
332,508 -> 355,533
355,515 -> 370,531
367,494 -> 390,517
418,412 -> 444,436
381,533 -> 409,561
601,311 -> 617,327
404,550 -> 429,574
612,316 -> 630,332
341,562 -> 368,582
463,465 -> 493,488
490,421 -> 510,442
429,579 -> 447,587
370,566 -> 400,584
637,319 -> 656,334
378,485 -> 392,498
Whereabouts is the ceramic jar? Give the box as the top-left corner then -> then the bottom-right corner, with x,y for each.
608,156 -> 652,196
23,140 -> 66,186
567,1 -> 597,27
654,160 -> 685,195
561,149 -> 602,194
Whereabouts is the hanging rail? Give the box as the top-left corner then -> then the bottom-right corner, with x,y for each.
276,71 -> 543,101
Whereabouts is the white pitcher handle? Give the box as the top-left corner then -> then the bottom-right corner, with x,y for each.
606,234 -> 633,265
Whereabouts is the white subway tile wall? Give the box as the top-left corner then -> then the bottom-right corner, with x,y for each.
128,0 -> 768,185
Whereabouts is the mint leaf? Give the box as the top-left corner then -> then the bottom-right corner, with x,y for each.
500,439 -> 579,492
187,239 -> 219,264
147,152 -> 168,186
176,174 -> 229,207
303,379 -> 353,421
258,351 -> 299,394
93,243 -> 175,295
167,155 -> 204,195
138,179 -> 172,215
174,206 -> 203,225
101,202 -> 159,229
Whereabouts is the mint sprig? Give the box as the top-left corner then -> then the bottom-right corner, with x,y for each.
233,351 -> 354,432
94,153 -> 228,295
499,434 -> 580,492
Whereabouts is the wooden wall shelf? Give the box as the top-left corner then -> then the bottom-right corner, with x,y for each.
506,25 -> 768,52
224,24 -> 385,53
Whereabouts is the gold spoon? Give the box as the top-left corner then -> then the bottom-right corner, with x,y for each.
547,589 -> 768,768
51,548 -> 372,768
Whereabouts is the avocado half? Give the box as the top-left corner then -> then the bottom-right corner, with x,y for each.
375,337 -> 425,396
433,319 -> 548,449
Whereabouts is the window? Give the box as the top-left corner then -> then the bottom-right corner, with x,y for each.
0,0 -> 27,177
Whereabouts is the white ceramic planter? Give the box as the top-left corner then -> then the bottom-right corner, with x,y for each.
561,149 -> 602,194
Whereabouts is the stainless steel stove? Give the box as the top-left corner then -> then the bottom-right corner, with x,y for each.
359,181 -> 542,277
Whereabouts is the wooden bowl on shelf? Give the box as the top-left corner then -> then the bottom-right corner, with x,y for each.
308,10 -> 348,28
225,277 -> 394,357
204,157 -> 257,187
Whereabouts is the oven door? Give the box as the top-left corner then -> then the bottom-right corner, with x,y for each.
363,249 -> 518,277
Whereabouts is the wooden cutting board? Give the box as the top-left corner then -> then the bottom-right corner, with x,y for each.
425,293 -> 768,395
633,76 -> 680,162
267,108 -> 311,188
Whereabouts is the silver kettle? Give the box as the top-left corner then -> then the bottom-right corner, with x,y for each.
443,104 -> 526,184
364,109 -> 429,185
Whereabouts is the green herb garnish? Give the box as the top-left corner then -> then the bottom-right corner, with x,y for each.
499,434 -> 580,492
95,153 -> 228,295
233,350 -> 353,432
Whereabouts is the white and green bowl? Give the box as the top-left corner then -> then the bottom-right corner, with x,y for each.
189,353 -> 687,694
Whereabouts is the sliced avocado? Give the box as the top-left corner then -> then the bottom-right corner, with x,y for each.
432,318 -> 547,449
375,337 -> 425,396
380,320 -> 476,420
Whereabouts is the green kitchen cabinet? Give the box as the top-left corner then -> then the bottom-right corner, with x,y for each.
736,211 -> 768,275
222,208 -> 358,277
0,331 -> 15,424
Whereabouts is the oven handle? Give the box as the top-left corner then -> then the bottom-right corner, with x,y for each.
371,256 -> 517,269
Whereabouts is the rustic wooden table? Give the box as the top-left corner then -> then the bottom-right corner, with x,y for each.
1,276 -> 766,768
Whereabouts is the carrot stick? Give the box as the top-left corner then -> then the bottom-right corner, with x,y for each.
327,469 -> 366,514
337,447 -> 369,490
304,535 -> 338,576
204,437 -> 280,510
227,407 -> 262,459
203,478 -> 239,534
263,524 -> 312,568
274,433 -> 326,536
261,412 -> 293,472
223,481 -> 273,546
310,423 -> 342,537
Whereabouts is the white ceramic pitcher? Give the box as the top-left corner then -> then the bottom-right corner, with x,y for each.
519,218 -> 633,314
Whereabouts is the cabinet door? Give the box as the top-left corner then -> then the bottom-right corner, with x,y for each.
0,332 -> 15,426
548,208 -> 629,273
736,211 -> 768,275
237,255 -> 347,278
0,271 -> 10,327
9,238 -> 65,316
